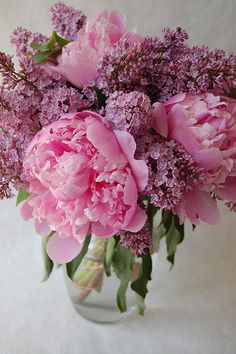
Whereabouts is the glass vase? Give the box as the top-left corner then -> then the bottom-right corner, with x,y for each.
64,237 -> 138,324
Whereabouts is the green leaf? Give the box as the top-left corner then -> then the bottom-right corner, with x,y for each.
146,201 -> 160,252
152,221 -> 165,252
94,87 -> 107,109
66,235 -> 91,280
32,50 -> 56,63
135,294 -> 146,316
41,232 -> 54,282
30,43 -> 49,51
229,88 -> 236,99
16,188 -> 31,206
54,32 -> 70,48
131,253 -> 152,300
30,31 -> 69,53
165,214 -> 184,268
104,237 -> 116,276
112,245 -> 134,312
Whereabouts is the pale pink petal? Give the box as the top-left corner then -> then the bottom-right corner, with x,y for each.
123,172 -> 138,205
20,201 -> 33,221
184,188 -> 220,225
114,129 -> 148,191
152,102 -> 168,137
168,106 -> 201,156
35,219 -> 51,236
216,176 -> 236,202
50,42 -> 99,88
91,222 -> 115,238
165,93 -> 186,108
194,148 -> 223,169
124,206 -> 147,232
46,234 -> 85,263
86,117 -> 127,164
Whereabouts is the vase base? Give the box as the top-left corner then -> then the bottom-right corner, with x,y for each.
72,301 -> 135,324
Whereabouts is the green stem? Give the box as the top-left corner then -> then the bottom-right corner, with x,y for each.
71,238 -> 107,304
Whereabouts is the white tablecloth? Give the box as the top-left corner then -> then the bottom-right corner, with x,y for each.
0,1 -> 236,353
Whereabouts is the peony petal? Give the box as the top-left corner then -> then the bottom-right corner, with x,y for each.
194,148 -> 223,169
114,129 -> 148,191
184,188 -> 220,225
35,219 -> 51,236
124,206 -> 147,233
86,117 -> 127,164
216,176 -> 236,202
91,222 -> 115,238
46,234 -> 85,263
152,102 -> 168,137
165,92 -> 186,108
20,201 -> 33,221
168,105 -> 202,157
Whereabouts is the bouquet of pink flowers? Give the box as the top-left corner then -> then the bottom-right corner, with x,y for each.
0,2 -> 235,315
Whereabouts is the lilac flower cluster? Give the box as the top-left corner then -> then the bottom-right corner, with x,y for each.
0,52 -> 90,197
97,28 -> 236,102
136,132 -> 205,210
120,224 -> 152,256
11,28 -> 48,57
50,2 -> 86,41
104,91 -> 153,135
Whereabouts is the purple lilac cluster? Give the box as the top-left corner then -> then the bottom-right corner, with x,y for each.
0,52 -> 90,197
50,2 -> 86,41
104,91 -> 153,135
97,28 -> 236,102
136,132 -> 205,210
120,224 -> 152,256
11,28 -> 48,57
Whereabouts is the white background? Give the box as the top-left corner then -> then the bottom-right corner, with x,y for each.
0,1 -> 236,353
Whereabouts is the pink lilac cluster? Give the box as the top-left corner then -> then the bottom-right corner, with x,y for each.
0,53 -> 90,196
97,28 -> 236,102
11,28 -> 48,57
21,112 -> 148,263
136,132 -> 205,210
50,2 -> 86,41
153,93 -> 236,224
120,224 -> 152,256
104,91 -> 153,135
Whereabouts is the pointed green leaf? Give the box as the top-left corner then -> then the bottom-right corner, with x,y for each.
146,201 -> 160,252
30,43 -> 48,51
112,245 -> 134,312
94,87 -> 107,109
165,214 -> 184,268
46,31 -> 58,49
229,88 -> 236,99
16,188 -> 31,206
104,237 -> 116,276
131,253 -> 152,300
152,221 -> 165,252
66,235 -> 91,280
135,294 -> 146,316
42,232 -> 55,282
32,50 -> 55,63
54,32 -> 70,48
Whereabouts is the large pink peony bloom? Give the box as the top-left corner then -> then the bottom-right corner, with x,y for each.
21,111 -> 148,263
51,11 -> 143,88
153,92 -> 236,225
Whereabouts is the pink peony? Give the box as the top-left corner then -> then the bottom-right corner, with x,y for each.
21,111 -> 148,263
51,11 -> 143,88
153,92 -> 236,225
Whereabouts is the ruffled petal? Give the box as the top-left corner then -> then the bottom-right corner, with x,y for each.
46,234 -> 85,263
